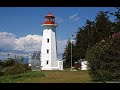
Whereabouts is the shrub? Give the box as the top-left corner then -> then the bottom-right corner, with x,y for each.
85,37 -> 120,82
2,58 -> 16,67
0,71 -> 4,76
2,63 -> 31,75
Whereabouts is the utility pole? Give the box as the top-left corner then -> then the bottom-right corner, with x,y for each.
71,33 -> 73,71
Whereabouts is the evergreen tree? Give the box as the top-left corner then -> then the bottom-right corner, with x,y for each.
62,9 -> 118,73
74,11 -> 112,61
110,7 -> 120,32
75,26 -> 88,60
75,19 -> 94,60
62,39 -> 75,68
93,11 -> 112,43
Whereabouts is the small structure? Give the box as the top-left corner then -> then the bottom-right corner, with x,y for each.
81,60 -> 88,70
74,61 -> 80,70
58,60 -> 63,70
28,51 -> 41,71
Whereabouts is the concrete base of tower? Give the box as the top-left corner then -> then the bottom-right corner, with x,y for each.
41,67 -> 59,70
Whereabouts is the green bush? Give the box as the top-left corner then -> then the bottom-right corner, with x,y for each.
2,63 -> 31,75
0,71 -> 4,76
2,58 -> 16,67
85,37 -> 120,82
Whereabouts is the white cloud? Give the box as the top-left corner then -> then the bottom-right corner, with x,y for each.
0,32 -> 16,51
0,32 -> 42,58
69,13 -> 80,21
15,34 -> 42,52
0,32 -> 67,59
69,13 -> 78,19
57,39 -> 67,55
0,32 -> 42,52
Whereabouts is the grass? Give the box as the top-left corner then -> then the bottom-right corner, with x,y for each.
0,71 -> 45,83
21,69 -> 91,83
0,69 -> 92,83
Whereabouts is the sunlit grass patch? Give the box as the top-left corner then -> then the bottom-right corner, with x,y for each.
0,71 -> 45,83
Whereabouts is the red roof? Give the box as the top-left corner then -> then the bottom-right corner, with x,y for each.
45,13 -> 55,18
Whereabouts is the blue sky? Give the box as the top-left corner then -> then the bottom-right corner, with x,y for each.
0,7 -> 116,59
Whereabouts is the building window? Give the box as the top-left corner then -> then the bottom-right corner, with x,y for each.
47,39 -> 49,43
46,60 -> 49,65
47,49 -> 49,54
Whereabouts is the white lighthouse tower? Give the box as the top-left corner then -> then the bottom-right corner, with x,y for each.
41,13 -> 60,70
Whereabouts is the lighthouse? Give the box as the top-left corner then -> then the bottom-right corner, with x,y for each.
41,13 -> 61,70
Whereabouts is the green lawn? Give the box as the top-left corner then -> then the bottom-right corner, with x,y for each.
0,69 -> 92,83
0,71 -> 45,83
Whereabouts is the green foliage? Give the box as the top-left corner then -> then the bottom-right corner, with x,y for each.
0,71 -> 45,83
85,38 -> 120,82
63,10 -> 116,69
62,39 -> 75,68
110,7 -> 120,32
75,27 -> 89,59
2,62 -> 31,75
2,58 -> 16,67
74,11 -> 112,61
0,55 -> 31,76
61,7 -> 120,82
0,71 -> 4,76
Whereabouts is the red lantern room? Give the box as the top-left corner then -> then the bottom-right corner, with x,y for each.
44,13 -> 55,24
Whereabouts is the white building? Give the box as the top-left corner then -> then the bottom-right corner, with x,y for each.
41,13 -> 63,70
81,61 -> 88,70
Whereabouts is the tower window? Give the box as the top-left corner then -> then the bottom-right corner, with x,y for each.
47,39 -> 49,43
46,60 -> 49,65
47,49 -> 49,54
